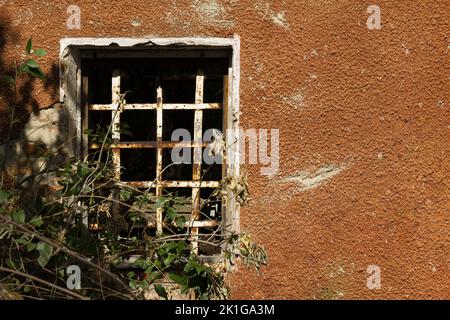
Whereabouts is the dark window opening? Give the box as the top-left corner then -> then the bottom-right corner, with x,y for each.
120,149 -> 156,181
81,50 -> 230,255
120,110 -> 156,141
163,110 -> 194,141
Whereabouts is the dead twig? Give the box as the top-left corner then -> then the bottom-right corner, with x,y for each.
0,215 -> 134,298
0,266 -> 88,300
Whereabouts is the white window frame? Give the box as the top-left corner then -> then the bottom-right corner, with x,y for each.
59,37 -> 241,254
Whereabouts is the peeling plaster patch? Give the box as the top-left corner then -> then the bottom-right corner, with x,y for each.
191,0 -> 235,28
165,0 -> 234,29
164,12 -> 192,30
282,89 -> 305,110
25,106 -> 63,146
308,73 -> 317,80
130,18 -> 142,27
261,160 -> 353,204
255,3 -> 290,30
280,163 -> 350,191
0,103 -> 66,180
193,0 -> 221,19
305,72 -> 318,84
271,11 -> 289,29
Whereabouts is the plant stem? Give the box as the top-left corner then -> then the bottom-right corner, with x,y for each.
0,266 -> 89,300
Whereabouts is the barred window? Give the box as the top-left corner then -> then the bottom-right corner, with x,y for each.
70,43 -> 239,257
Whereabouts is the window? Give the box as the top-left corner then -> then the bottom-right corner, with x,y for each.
60,38 -> 240,257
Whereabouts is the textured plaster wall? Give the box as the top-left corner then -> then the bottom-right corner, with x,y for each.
0,0 -> 448,299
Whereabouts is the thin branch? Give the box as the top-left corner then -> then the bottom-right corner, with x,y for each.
0,266 -> 88,300
0,215 -> 134,297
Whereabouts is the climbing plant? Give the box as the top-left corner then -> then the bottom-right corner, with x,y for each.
0,40 -> 268,300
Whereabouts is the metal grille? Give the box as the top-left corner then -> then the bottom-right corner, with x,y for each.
82,68 -> 228,253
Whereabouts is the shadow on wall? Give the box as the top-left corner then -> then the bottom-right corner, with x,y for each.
0,10 -> 66,214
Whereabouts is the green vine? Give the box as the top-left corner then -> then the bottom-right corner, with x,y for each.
0,40 -> 268,300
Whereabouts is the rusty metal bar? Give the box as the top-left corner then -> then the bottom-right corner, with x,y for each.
81,75 -> 89,158
124,180 -> 220,188
164,103 -> 221,110
89,103 -> 221,111
89,104 -> 156,110
111,69 -> 121,215
147,220 -> 218,229
221,74 -> 228,230
160,74 -> 224,80
89,141 -> 209,149
80,74 -> 90,229
155,84 -> 163,235
191,70 -> 204,253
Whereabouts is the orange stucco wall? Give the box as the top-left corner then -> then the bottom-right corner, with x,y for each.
0,0 -> 448,299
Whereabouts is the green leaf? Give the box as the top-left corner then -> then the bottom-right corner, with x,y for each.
154,285 -> 168,300
29,215 -> 43,227
37,255 -> 51,268
26,38 -> 32,54
183,261 -> 195,273
127,271 -> 135,279
0,190 -> 11,203
77,163 -> 90,178
164,254 -> 175,267
129,280 -> 138,290
155,197 -> 166,208
23,286 -> 31,293
32,49 -> 47,56
57,268 -> 65,277
169,273 -> 187,285
180,284 -> 190,295
26,59 -> 39,68
175,241 -> 187,254
26,242 -> 37,252
175,216 -> 186,228
28,67 -> 45,79
14,237 -> 28,245
18,64 -> 30,74
6,258 -> 16,269
140,280 -> 150,289
36,241 -> 53,268
36,241 -> 52,255
12,209 -> 25,224
120,189 -> 132,202
195,263 -> 205,275
145,270 -> 158,282
18,64 -> 45,79
199,293 -> 209,300
166,206 -> 177,220
153,259 -> 162,269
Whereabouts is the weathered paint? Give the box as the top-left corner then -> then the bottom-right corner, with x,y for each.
0,0 -> 448,299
